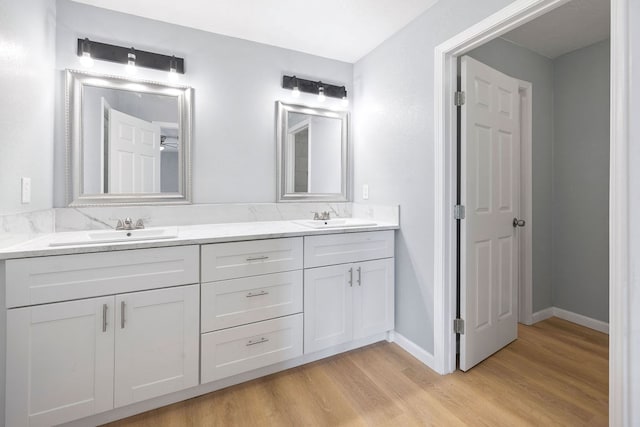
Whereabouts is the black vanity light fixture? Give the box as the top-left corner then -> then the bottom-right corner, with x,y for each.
282,75 -> 348,105
77,38 -> 185,79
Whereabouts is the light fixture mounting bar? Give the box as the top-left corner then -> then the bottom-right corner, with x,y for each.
76,38 -> 185,74
282,75 -> 347,99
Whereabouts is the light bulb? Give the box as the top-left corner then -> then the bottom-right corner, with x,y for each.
168,56 -> 178,81
79,38 -> 93,68
341,96 -> 349,107
80,51 -> 94,68
291,76 -> 301,97
318,86 -> 326,102
126,50 -> 136,75
160,145 -> 165,151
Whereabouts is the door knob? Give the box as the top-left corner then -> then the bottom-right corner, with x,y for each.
513,218 -> 526,228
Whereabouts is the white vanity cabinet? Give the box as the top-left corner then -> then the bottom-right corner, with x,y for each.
200,238 -> 304,384
0,226 -> 397,426
303,231 -> 395,354
113,285 -> 199,408
4,246 -> 200,427
6,296 -> 116,427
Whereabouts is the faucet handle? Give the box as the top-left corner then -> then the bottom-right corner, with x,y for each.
322,211 -> 331,220
115,219 -> 124,230
313,212 -> 321,220
135,219 -> 145,229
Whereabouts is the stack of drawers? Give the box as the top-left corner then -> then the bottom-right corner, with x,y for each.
200,238 -> 304,383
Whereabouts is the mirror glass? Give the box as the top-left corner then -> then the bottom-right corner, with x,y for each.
66,70 -> 193,206
277,102 -> 348,201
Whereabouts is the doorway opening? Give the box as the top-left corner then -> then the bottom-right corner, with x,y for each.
432,0 -> 629,422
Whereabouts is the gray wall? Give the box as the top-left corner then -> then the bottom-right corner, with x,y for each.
0,0 -> 56,215
552,40 -> 610,322
353,0 -> 513,353
54,0 -> 352,206
466,38 -> 555,313
161,151 -> 179,192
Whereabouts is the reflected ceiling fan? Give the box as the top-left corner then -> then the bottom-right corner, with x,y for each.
160,135 -> 179,151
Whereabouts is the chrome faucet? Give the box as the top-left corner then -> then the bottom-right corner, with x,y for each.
313,211 -> 331,221
116,218 -> 145,230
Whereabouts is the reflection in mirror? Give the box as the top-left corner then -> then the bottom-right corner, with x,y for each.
82,87 -> 179,194
66,70 -> 193,206
277,102 -> 348,202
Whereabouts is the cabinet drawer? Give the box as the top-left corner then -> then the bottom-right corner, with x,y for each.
201,238 -> 303,282
5,246 -> 199,308
201,313 -> 303,383
201,271 -> 303,333
304,231 -> 394,268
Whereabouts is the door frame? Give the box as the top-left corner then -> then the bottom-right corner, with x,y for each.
518,80 -> 533,326
432,0 -> 629,424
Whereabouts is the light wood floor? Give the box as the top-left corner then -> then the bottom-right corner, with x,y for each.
106,317 -> 608,426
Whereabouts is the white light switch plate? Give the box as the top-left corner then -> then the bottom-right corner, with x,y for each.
21,177 -> 31,204
362,184 -> 369,200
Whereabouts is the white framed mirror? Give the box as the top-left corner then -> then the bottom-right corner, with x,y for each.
65,70 -> 193,206
276,101 -> 349,202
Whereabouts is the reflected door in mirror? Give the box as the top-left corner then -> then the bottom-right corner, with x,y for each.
107,108 -> 161,193
82,85 -> 180,195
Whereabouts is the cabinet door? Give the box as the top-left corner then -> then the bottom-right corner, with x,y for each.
353,258 -> 395,339
114,285 -> 199,407
304,264 -> 353,353
6,296 -> 115,427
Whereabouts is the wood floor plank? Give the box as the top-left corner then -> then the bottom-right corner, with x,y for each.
105,318 -> 608,427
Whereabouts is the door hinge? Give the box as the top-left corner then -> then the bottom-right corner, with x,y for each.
454,318 -> 465,334
454,91 -> 466,106
454,204 -> 465,220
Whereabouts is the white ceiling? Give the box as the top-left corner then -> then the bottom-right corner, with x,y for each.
501,0 -> 610,59
71,0 -> 440,63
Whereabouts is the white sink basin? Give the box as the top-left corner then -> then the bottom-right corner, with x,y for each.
49,227 -> 179,247
293,218 -> 377,229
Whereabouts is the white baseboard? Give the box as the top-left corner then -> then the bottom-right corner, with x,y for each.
531,307 -> 554,323
531,307 -> 609,334
389,331 -> 437,371
552,307 -> 609,334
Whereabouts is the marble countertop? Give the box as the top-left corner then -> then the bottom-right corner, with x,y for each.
0,220 -> 398,260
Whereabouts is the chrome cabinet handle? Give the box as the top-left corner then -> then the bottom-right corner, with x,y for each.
513,218 -> 526,228
246,337 -> 269,346
246,255 -> 269,262
102,304 -> 108,333
120,301 -> 126,329
348,267 -> 353,286
246,290 -> 269,298
357,267 -> 362,286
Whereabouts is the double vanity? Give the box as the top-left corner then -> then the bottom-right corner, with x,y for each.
0,59 -> 397,426
0,218 -> 397,426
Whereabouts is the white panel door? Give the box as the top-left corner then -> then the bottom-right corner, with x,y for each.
108,108 -> 161,193
353,258 -> 395,339
460,55 -> 520,371
304,264 -> 353,353
6,297 -> 115,427
114,285 -> 199,407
